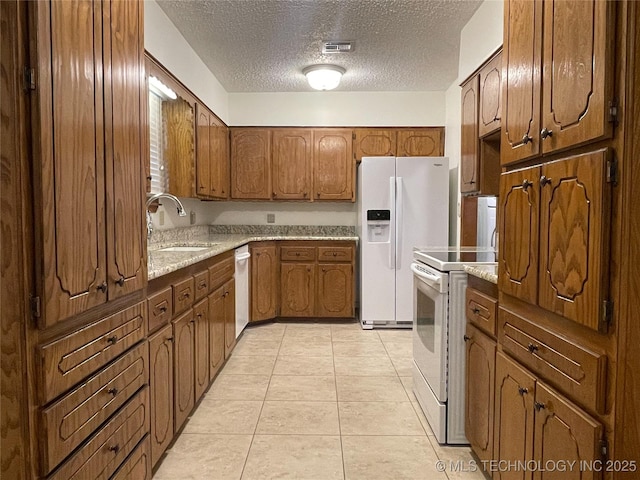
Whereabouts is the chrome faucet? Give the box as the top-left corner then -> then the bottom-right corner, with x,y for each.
146,193 -> 187,239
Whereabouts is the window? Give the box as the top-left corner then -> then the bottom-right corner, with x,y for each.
148,90 -> 168,194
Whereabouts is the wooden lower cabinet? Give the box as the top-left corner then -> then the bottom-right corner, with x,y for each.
193,299 -> 209,403
280,263 -> 315,317
250,242 -> 278,322
172,309 -> 195,432
316,263 -> 353,317
209,285 -> 226,381
110,436 -> 152,480
148,325 -> 174,468
224,279 -> 236,359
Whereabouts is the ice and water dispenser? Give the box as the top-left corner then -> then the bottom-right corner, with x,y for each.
366,210 -> 391,243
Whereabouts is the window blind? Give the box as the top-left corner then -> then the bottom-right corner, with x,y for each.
149,91 -> 168,194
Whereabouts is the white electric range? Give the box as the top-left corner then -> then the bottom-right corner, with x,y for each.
411,247 -> 497,444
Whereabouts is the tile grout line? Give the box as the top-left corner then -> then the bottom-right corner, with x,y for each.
331,324 -> 348,480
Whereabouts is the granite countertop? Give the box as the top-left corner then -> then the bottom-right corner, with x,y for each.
148,225 -> 358,280
463,264 -> 498,284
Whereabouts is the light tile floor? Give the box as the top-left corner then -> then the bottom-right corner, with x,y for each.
154,321 -> 488,480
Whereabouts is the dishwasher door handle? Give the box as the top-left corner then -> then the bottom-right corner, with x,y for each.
235,252 -> 251,262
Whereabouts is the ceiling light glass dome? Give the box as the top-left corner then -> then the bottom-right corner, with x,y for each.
303,64 -> 345,91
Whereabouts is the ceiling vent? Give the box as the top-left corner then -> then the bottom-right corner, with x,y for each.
322,41 -> 354,54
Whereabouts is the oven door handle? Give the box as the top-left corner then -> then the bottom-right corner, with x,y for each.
411,263 -> 441,286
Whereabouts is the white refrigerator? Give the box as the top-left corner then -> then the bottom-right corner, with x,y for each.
357,156 -> 449,328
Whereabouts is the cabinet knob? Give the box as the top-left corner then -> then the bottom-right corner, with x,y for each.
540,128 -> 553,139
159,305 -> 167,313
472,308 -> 480,315
97,282 -> 108,293
108,444 -> 120,454
107,387 -> 119,396
116,276 -> 125,287
198,282 -> 207,290
522,179 -> 533,190
463,335 -> 471,342
540,175 -> 552,186
316,192 -> 320,198
534,401 -> 546,412
303,192 -> 308,198
518,387 -> 529,396
273,192 -> 277,197
521,134 -> 533,145
166,336 -> 174,343
106,335 -> 118,345
527,343 -> 539,353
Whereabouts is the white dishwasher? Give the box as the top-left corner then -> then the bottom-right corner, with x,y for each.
234,245 -> 251,338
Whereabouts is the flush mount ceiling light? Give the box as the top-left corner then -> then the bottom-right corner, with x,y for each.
303,64 -> 346,91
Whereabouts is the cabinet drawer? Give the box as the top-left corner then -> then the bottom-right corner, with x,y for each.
193,270 -> 209,302
499,307 -> 607,414
209,256 -> 234,291
317,246 -> 353,262
110,435 -> 151,480
466,287 -> 497,337
280,246 -> 316,262
48,387 -> 149,480
39,302 -> 146,404
41,343 -> 148,475
147,288 -> 172,333
172,277 -> 194,315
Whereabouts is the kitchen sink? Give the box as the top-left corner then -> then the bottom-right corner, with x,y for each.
156,245 -> 216,252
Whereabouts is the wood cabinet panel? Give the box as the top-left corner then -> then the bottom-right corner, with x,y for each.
209,254 -> 234,292
317,263 -> 353,317
465,324 -> 496,465
231,129 -> 271,199
312,129 -> 354,201
193,299 -> 209,402
250,243 -> 278,322
461,76 -> 479,194
208,285 -> 225,381
195,105 -> 211,198
193,270 -> 209,302
172,309 -> 194,432
317,246 -> 353,263
479,51 -> 502,137
280,263 -> 315,317
280,246 -> 316,262
209,117 -> 229,199
538,150 -> 611,332
498,165 -> 540,305
147,287 -> 172,334
396,128 -> 444,157
148,325 -> 173,468
272,128 -> 312,200
354,128 -> 395,160
172,276 -> 194,315
224,279 -> 236,359
110,435 -> 151,480
38,302 -> 146,404
164,98 -> 195,198
466,287 -> 498,337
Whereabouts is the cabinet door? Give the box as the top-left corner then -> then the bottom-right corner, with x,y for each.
396,128 -> 444,157
224,279 -> 236,359
540,0 -> 614,155
317,263 -> 353,318
104,0 -> 146,300
193,299 -> 209,402
148,325 -> 174,467
195,104 -> 211,198
501,0 -> 543,166
354,128 -> 396,161
172,309 -> 195,431
538,150 -> 611,332
231,129 -> 271,199
312,129 -> 354,201
465,324 -> 496,464
498,165 -> 541,305
31,0 -> 107,326
209,118 -> 228,199
533,383 -> 603,480
208,286 -> 225,381
280,263 -> 315,317
272,129 -> 312,200
461,76 -> 480,194
494,352 -> 536,480
479,51 -> 502,137
250,243 -> 278,321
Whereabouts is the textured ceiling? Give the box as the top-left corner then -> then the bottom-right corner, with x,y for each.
156,0 -> 483,93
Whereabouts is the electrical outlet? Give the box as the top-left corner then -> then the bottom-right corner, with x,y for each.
190,211 -> 196,225
267,213 -> 275,224
159,210 -> 165,226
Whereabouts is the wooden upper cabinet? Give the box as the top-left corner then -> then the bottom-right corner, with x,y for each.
164,97 -> 195,197
313,129 -> 354,201
280,264 -> 315,317
231,129 -> 271,199
30,0 -> 146,326
460,76 -> 480,194
538,150 -> 612,332
396,128 -> 444,157
250,243 -> 278,321
540,0 -> 614,155
498,165 -> 540,306
478,51 -> 502,137
272,129 -> 312,200
209,118 -> 229,199
354,129 -> 396,160
195,104 -> 211,198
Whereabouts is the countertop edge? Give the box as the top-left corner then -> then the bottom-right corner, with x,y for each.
463,264 -> 498,284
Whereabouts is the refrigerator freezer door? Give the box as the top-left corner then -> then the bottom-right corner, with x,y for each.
394,157 -> 449,323
359,157 -> 396,324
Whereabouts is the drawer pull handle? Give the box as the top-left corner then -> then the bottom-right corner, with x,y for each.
97,282 -> 108,293
518,387 -> 529,396
180,292 -> 191,300
106,335 -> 118,345
159,305 -> 167,313
534,401 -> 546,412
527,343 -> 539,353
108,444 -> 120,454
472,308 -> 480,315
463,335 -> 471,342
296,252 -> 300,256
107,387 -> 118,396
198,282 -> 207,290
116,276 -> 125,287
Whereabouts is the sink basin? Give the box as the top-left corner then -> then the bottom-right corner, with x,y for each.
157,245 -> 213,252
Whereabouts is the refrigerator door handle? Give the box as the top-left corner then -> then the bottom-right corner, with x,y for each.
389,176 -> 395,270
396,177 -> 403,269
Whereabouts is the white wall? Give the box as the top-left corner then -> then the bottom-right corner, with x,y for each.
229,91 -> 446,126
444,0 -> 503,246
144,0 -> 229,123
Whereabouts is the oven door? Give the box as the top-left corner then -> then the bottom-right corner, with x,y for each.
411,262 -> 448,402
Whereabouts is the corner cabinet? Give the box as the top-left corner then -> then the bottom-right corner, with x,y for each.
30,0 -> 146,327
250,242 -> 279,322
